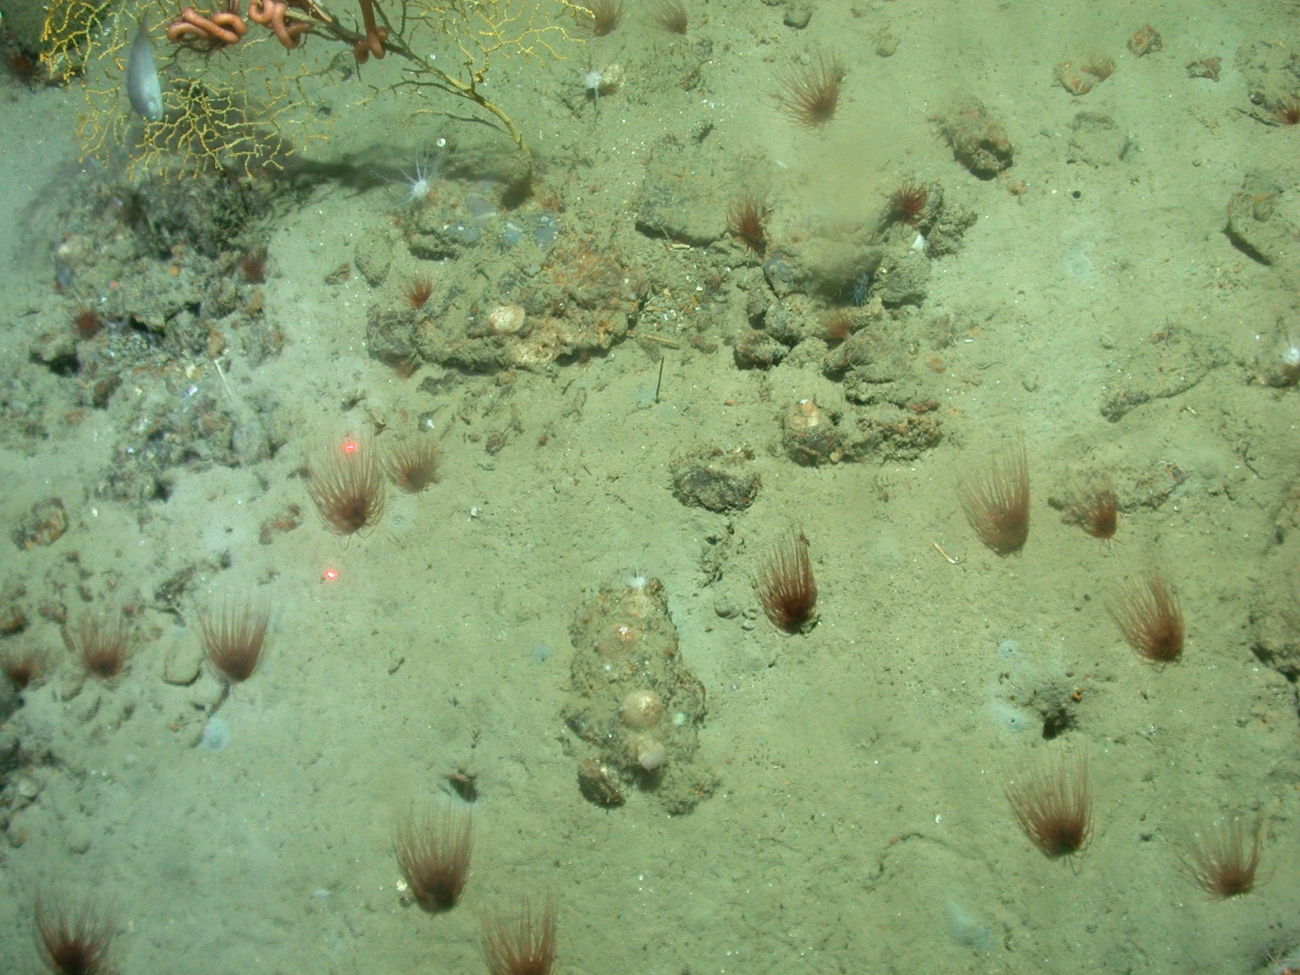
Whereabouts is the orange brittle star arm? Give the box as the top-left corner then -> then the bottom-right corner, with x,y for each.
248,0 -> 312,49
165,5 -> 249,47
351,0 -> 388,62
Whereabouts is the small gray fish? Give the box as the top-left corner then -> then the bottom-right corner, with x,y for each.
126,17 -> 163,121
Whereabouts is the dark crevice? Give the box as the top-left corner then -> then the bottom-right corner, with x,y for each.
34,351 -> 79,376
1041,703 -> 1076,740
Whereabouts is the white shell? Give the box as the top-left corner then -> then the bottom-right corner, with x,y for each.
635,737 -> 666,771
620,689 -> 664,729
487,304 -> 526,335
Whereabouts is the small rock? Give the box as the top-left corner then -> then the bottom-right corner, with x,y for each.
28,327 -> 77,369
200,277 -> 239,320
1186,57 -> 1220,81
671,446 -> 761,513
407,221 -> 474,261
355,231 -> 394,286
366,307 -> 420,367
11,499 -> 67,550
1224,177 -> 1292,266
783,398 -> 842,465
763,251 -> 796,295
733,329 -> 788,369
0,603 -> 25,636
1127,25 -> 1161,57
1054,58 -> 1115,96
937,98 -> 1014,178
783,2 -> 811,28
874,251 -> 930,306
232,419 -> 271,466
486,304 -> 526,335
762,300 -> 805,346
55,234 -> 95,269
577,758 -> 625,807
163,644 -> 203,686
636,153 -> 728,245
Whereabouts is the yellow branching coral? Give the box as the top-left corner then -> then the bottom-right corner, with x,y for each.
77,0 -> 320,178
411,0 -> 578,72
380,0 -> 583,187
39,0 -> 113,81
70,0 -> 581,188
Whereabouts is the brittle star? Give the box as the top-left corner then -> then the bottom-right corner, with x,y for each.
165,2 -> 249,49
165,0 -> 310,51
248,0 -> 312,49
351,0 -> 388,62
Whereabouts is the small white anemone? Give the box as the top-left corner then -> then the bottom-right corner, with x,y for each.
393,143 -> 446,208
625,568 -> 650,590
582,64 -> 623,103
400,156 -> 434,206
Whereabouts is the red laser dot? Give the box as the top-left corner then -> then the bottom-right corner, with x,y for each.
323,567 -> 339,582
342,439 -> 358,454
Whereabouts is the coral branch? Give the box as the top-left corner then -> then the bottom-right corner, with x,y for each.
76,0 -> 580,188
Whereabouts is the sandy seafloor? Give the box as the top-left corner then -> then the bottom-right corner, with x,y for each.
3,0 -> 1300,970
